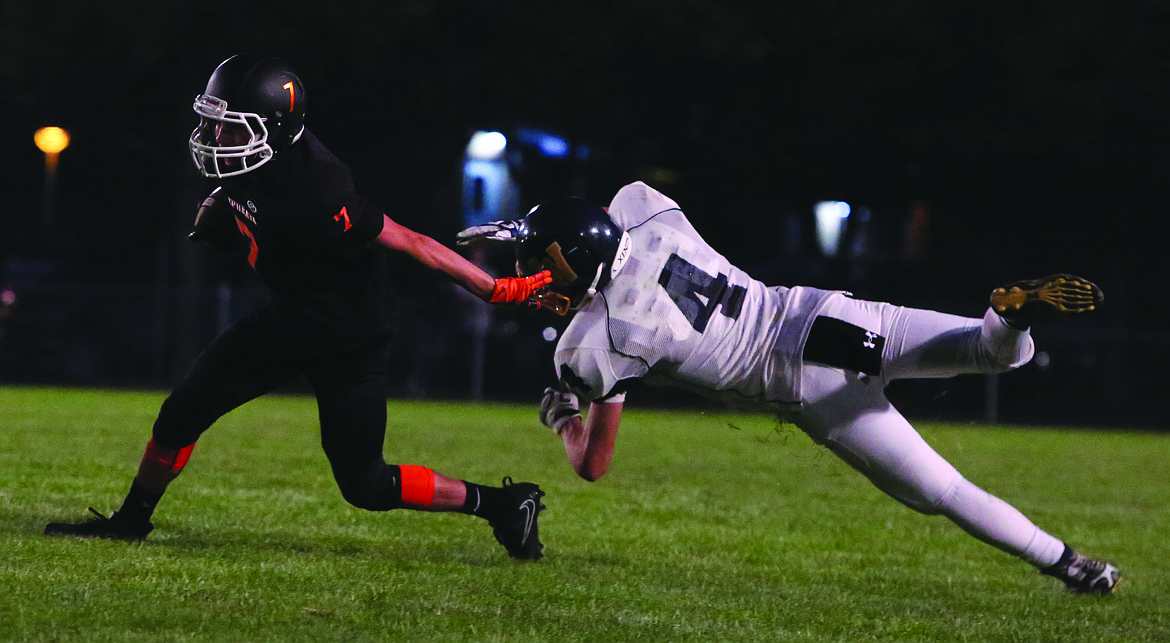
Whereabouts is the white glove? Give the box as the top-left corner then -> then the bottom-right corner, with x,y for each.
455,219 -> 521,247
540,387 -> 580,434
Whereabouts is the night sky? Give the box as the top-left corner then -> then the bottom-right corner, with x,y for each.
2,1 -> 1167,422
5,2 -> 1167,267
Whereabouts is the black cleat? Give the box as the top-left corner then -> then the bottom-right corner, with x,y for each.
990,274 -> 1103,328
44,508 -> 153,541
489,477 -> 545,561
1040,548 -> 1121,595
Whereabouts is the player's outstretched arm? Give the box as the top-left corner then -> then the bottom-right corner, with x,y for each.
558,401 -> 623,482
375,215 -> 549,303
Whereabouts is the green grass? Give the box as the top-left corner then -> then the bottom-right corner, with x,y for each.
1,387 -> 1167,642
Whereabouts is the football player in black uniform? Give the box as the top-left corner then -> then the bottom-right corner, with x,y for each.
44,53 -> 549,560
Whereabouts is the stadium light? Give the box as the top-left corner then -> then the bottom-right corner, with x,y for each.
467,130 -> 507,161
815,200 -> 850,258
35,126 -> 71,156
34,126 -> 71,237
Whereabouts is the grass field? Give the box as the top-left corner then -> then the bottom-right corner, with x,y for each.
1,387 -> 1167,642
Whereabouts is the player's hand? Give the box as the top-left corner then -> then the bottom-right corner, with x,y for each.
540,387 -> 580,434
188,187 -> 242,249
490,271 -> 553,305
456,219 -> 521,247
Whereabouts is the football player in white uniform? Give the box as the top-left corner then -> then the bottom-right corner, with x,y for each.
459,181 -> 1120,594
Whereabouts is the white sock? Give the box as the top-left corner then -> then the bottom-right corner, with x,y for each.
941,478 -> 1066,567
980,307 -> 1035,369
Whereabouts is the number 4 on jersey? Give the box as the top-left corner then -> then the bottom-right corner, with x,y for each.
658,253 -> 745,332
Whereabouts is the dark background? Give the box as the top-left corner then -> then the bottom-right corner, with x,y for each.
1,1 -> 1167,427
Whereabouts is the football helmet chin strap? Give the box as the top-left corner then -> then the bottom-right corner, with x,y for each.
578,230 -> 632,309
566,263 -> 606,312
584,263 -> 605,300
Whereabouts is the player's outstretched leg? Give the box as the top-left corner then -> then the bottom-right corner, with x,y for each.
44,508 -> 153,541
1039,546 -> 1121,595
488,477 -> 545,560
990,274 -> 1104,328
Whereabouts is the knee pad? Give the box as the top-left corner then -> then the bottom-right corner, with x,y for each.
884,459 -> 964,515
825,437 -> 962,515
337,463 -> 436,511
898,474 -> 963,516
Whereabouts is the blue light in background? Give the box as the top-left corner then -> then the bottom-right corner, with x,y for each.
517,129 -> 569,158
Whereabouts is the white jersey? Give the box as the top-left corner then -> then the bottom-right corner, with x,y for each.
553,182 -> 837,411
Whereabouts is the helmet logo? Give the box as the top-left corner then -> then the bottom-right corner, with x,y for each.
611,231 -> 632,278
282,81 -> 296,112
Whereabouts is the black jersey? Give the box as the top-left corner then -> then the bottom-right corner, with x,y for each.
195,130 -> 393,343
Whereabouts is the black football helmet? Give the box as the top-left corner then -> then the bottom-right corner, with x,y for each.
189,53 -> 307,178
515,197 -> 631,313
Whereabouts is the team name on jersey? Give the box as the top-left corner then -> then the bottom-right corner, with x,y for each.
227,196 -> 258,226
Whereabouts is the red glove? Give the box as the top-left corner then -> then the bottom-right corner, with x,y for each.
490,270 -> 553,304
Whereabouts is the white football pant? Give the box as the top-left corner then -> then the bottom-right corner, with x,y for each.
790,295 -> 1066,568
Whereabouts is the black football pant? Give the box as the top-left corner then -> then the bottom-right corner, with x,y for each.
151,305 -> 403,509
